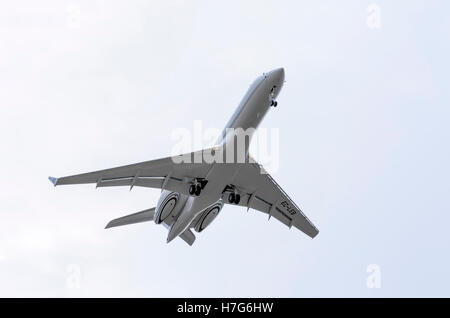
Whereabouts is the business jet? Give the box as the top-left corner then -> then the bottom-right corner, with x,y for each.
49,68 -> 319,245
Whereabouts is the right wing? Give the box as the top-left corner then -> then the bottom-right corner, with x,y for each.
227,162 -> 319,238
49,149 -> 213,196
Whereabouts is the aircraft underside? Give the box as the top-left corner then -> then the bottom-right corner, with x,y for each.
49,68 -> 319,245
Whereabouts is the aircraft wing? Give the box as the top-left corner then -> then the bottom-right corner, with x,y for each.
228,162 -> 319,238
49,149 -> 213,196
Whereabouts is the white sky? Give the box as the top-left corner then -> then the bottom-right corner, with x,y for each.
0,0 -> 449,297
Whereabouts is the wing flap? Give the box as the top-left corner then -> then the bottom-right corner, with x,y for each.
95,175 -> 195,196
97,176 -> 164,189
249,196 -> 270,213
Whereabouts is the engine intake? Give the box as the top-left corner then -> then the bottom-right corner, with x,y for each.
193,201 -> 223,232
154,191 -> 179,224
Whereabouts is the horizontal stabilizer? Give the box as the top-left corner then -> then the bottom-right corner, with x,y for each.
179,229 -> 196,246
105,208 -> 156,229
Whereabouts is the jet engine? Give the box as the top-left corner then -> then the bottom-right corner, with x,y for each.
193,201 -> 223,232
154,190 -> 187,225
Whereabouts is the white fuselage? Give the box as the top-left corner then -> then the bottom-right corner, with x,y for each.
164,68 -> 285,242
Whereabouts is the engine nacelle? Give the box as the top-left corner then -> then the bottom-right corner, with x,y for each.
154,190 -> 187,225
193,201 -> 223,233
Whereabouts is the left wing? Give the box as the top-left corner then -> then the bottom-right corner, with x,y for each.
227,162 -> 319,238
49,149 -> 213,196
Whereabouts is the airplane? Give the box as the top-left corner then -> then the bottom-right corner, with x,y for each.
49,68 -> 319,245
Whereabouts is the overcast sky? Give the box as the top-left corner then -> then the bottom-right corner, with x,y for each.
1,0 -> 449,297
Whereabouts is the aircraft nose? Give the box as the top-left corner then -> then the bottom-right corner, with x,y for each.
266,67 -> 285,83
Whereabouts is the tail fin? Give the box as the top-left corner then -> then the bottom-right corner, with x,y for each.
179,228 -> 196,246
105,208 -> 156,229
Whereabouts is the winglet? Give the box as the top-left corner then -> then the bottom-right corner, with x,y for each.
48,176 -> 58,186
